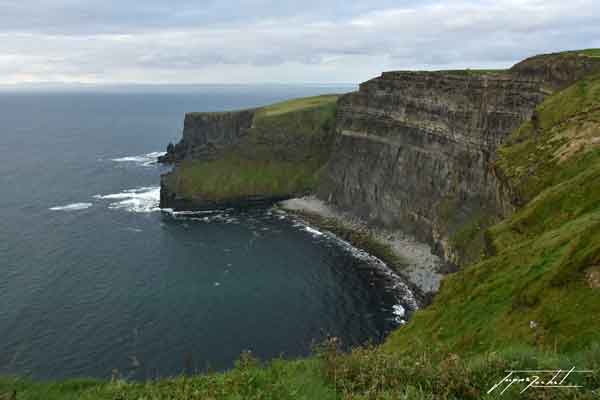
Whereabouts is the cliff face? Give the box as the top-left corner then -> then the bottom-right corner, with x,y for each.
159,110 -> 256,163
158,51 -> 600,266
159,96 -> 338,211
510,51 -> 600,90
318,53 -> 600,265
387,68 -> 600,354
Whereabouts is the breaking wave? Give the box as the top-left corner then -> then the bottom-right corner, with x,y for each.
290,216 -> 418,323
49,202 -> 93,211
110,151 -> 166,167
94,187 -> 160,213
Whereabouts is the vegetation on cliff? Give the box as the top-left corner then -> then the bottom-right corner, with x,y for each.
4,54 -> 600,399
386,73 -> 600,355
4,345 -> 600,399
162,95 -> 337,204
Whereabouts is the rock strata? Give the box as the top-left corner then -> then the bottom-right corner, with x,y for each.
317,53 -> 600,265
159,110 -> 256,163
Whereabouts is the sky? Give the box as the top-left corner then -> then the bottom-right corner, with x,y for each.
1,0 -> 600,85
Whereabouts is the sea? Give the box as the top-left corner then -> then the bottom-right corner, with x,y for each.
0,85 -> 417,380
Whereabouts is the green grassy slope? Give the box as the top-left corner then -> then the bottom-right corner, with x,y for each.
165,95 -> 338,202
385,73 -> 600,355
259,94 -> 339,117
0,357 -> 337,400
4,345 -> 600,399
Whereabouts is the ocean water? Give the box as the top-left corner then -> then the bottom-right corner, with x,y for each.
0,86 -> 416,380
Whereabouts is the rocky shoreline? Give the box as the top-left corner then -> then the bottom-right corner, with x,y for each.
278,196 -> 449,304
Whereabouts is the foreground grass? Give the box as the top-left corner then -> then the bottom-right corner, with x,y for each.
0,356 -> 336,400
3,345 -> 599,399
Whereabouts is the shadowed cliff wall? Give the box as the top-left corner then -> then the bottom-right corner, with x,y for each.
318,52 -> 600,265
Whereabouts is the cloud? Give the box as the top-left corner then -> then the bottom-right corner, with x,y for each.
1,0 -> 599,84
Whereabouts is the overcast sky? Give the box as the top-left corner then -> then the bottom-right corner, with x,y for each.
1,0 -> 599,85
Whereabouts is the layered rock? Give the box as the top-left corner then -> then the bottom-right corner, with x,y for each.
510,52 -> 600,90
318,53 -> 600,265
159,96 -> 338,211
158,51 -> 600,267
159,110 -> 256,163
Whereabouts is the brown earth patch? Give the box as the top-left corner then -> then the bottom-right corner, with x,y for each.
555,120 -> 600,163
586,265 -> 600,288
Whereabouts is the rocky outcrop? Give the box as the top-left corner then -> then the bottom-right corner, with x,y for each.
160,183 -> 290,211
510,52 -> 600,91
317,52 -> 600,265
159,110 -> 256,163
159,96 -> 339,211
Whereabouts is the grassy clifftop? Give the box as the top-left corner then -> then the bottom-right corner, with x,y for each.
386,73 -> 600,356
163,95 -> 337,204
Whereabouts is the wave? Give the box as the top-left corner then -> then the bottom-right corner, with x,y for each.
162,208 -> 241,224
392,304 -> 407,324
94,187 -> 160,213
290,215 -> 418,322
110,151 -> 166,167
304,226 -> 324,237
49,202 -> 93,211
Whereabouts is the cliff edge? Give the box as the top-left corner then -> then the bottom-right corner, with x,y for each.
160,50 -> 600,274
159,95 -> 338,211
318,50 -> 600,266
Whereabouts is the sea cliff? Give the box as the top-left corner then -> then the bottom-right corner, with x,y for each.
317,52 -> 600,266
158,110 -> 256,163
4,49 -> 600,399
161,51 -> 600,269
159,95 -> 338,211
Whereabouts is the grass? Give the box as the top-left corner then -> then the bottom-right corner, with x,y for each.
385,74 -> 600,356
495,73 -> 600,205
3,345 -> 600,399
170,157 -> 322,201
258,95 -> 338,117
165,95 -> 338,202
574,49 -> 600,58
0,356 -> 337,400
436,69 -> 507,76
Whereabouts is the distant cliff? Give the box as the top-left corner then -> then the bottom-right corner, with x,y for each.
317,52 -> 600,265
159,51 -> 600,267
159,95 -> 338,210
159,110 -> 256,163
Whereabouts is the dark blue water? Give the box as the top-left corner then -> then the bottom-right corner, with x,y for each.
0,86 -> 416,381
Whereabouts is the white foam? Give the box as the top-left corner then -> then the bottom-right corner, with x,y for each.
304,226 -> 324,236
111,151 -> 166,167
288,214 -> 419,319
164,209 -> 241,225
392,304 -> 405,319
166,209 -> 221,216
49,202 -> 93,211
94,186 -> 160,213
